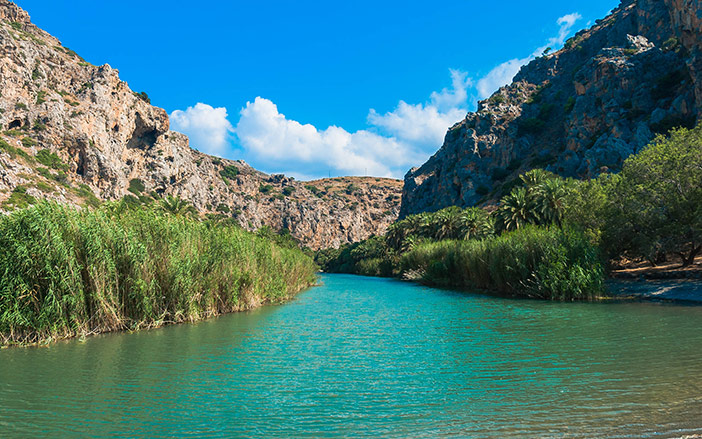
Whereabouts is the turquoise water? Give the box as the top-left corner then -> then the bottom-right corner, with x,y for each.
2,273 -> 702,438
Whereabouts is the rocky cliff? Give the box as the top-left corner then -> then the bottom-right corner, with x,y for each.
0,1 -> 402,250
401,0 -> 702,217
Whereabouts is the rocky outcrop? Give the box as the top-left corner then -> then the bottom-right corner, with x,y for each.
0,0 -> 402,250
401,0 -> 701,217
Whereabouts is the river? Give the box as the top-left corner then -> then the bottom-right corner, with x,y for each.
1,274 -> 702,438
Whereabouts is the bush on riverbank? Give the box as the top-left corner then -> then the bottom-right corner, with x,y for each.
0,201 -> 318,345
401,226 -> 605,300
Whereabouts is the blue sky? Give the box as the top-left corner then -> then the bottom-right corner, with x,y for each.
16,0 -> 619,179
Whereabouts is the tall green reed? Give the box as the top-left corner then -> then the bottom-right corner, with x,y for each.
0,202 -> 318,345
401,225 -> 604,300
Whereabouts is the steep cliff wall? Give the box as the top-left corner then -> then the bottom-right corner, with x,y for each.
401,0 -> 701,217
0,1 -> 401,250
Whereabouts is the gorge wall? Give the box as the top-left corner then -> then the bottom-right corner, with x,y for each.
401,0 -> 702,217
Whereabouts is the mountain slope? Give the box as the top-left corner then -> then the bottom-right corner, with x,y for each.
401,0 -> 701,217
0,1 -> 401,250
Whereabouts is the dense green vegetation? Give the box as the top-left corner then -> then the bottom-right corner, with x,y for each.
402,226 -> 603,300
0,201 -> 318,346
318,125 -> 702,299
567,126 -> 702,266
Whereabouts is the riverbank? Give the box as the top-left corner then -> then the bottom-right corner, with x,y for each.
0,202 -> 318,347
607,279 -> 702,303
611,255 -> 702,280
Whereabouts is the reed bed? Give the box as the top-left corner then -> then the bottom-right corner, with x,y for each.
0,202 -> 318,345
401,226 -> 605,300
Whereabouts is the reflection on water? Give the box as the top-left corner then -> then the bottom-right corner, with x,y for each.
1,274 -> 702,438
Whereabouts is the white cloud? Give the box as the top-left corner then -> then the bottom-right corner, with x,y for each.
476,12 -> 582,99
170,103 -> 234,156
170,13 -> 583,179
235,97 -> 428,178
234,69 -> 472,179
476,57 -> 530,100
535,12 -> 583,56
430,69 -> 473,111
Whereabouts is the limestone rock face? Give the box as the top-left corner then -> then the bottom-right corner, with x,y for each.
401,0 -> 701,217
0,0 -> 401,250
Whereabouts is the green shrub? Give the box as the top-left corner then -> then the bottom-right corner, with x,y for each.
36,149 -> 68,171
564,97 -> 576,113
662,37 -> 680,52
305,185 -> 322,197
259,184 -> 273,194
2,186 -> 36,210
282,186 -> 295,196
74,184 -> 101,208
488,94 -> 505,105
491,167 -> 510,181
133,91 -> 150,104
21,137 -> 36,148
519,117 -> 546,134
36,91 -> 47,105
652,69 -> 688,101
345,184 -> 360,194
0,139 -> 32,162
128,178 -> 145,195
475,185 -> 490,196
0,202 -> 318,345
219,165 -> 239,180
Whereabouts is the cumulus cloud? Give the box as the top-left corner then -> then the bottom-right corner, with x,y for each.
429,69 -> 473,110
233,68 -> 473,179
236,97 -> 429,178
170,103 -> 234,155
476,57 -> 530,100
476,12 -> 582,99
170,13 -> 582,179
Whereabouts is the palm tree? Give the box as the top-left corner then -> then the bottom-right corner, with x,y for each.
520,168 -> 555,189
159,195 -> 197,217
430,207 -> 463,240
458,207 -> 494,240
496,187 -> 539,232
385,220 -> 407,251
407,213 -> 430,238
534,178 -> 568,228
385,213 -> 429,252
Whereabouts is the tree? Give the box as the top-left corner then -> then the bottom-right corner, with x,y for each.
520,168 -> 556,188
496,187 -> 539,231
533,178 -> 569,228
159,195 -> 197,217
430,207 -> 463,240
611,126 -> 702,266
458,207 -> 494,240
386,213 -> 428,252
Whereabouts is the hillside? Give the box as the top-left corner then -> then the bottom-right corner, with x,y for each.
401,0 -> 701,217
0,1 -> 401,250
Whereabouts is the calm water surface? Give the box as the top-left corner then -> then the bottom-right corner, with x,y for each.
2,274 -> 702,438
